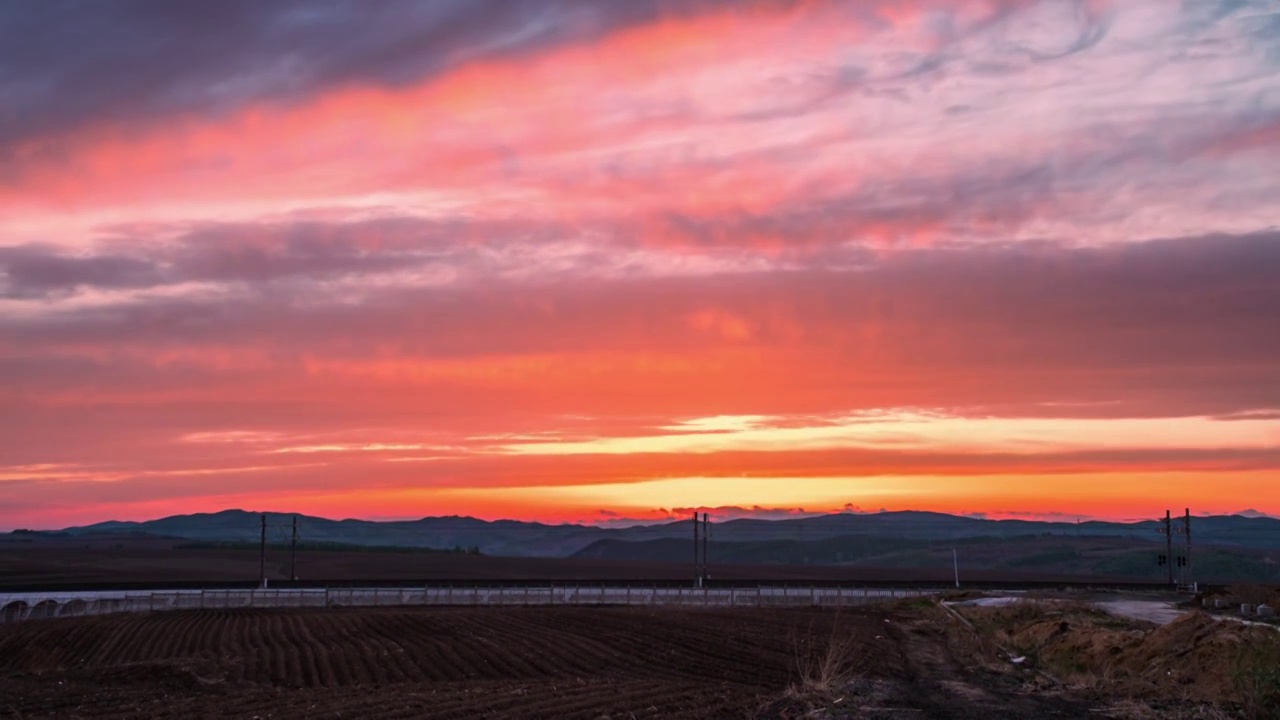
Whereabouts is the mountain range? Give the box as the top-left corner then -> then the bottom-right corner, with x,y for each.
27,509 -> 1280,558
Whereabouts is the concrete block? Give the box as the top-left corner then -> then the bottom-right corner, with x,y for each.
1214,598 -> 1226,609
1258,605 -> 1276,618
1242,604 -> 1254,616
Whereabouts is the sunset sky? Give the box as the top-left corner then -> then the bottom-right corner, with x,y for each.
1,0 -> 1278,529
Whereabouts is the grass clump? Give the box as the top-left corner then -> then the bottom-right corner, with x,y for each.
788,613 -> 866,695
1232,638 -> 1280,720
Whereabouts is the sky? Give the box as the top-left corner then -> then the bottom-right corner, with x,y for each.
1,0 -> 1279,529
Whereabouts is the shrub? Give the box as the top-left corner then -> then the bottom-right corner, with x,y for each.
790,614 -> 864,694
1232,638 -> 1280,720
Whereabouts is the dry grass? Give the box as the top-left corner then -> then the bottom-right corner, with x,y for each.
1231,639 -> 1280,720
1097,699 -> 1236,720
960,597 -> 1280,717
961,598 -> 1143,650
788,612 -> 866,695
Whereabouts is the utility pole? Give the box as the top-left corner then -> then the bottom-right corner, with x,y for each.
290,515 -> 298,582
1163,510 -> 1173,586
953,547 -> 960,588
259,513 -> 267,588
1184,508 -> 1193,590
701,512 -> 709,584
692,511 -> 700,588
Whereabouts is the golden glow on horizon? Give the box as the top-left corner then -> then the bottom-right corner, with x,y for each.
444,470 -> 1280,519
494,413 -> 1280,456
5,405 -> 1280,528
24,468 -> 1266,531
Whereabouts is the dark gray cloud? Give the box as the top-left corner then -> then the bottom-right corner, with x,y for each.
3,230 -> 1278,420
0,245 -> 162,297
0,217 -> 492,298
0,0 -> 744,150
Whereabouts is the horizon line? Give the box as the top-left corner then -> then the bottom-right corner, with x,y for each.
8,506 -> 1270,534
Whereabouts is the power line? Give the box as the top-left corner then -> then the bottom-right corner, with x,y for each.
1155,508 -> 1194,590
691,512 -> 711,587
259,514 -> 267,588
692,511 -> 699,588
702,512 -> 710,585
257,513 -> 301,588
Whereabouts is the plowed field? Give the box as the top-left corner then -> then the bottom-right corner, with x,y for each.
0,606 -> 902,718
5,601 -> 1155,718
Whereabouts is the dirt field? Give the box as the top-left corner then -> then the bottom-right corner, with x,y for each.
0,601 -> 1114,719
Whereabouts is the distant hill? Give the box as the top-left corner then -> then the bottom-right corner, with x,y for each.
572,534 -> 928,566
571,532 -> 1280,584
31,509 -> 1280,561
54,510 -> 613,557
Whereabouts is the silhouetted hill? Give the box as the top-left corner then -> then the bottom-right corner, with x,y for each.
28,509 -> 1280,560
55,510 -> 613,557
573,532 -> 1280,584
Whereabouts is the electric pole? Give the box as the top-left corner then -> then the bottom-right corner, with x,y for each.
1184,508 -> 1193,590
290,515 -> 298,582
692,511 -> 700,588
953,547 -> 960,588
1162,510 -> 1173,586
701,512 -> 709,584
259,513 -> 267,588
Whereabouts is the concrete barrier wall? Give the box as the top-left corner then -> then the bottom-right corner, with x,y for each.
0,586 -> 931,623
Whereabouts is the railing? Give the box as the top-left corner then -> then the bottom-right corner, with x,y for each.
0,585 -> 931,623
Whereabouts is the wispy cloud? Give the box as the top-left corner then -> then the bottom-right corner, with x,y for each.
0,462 -> 325,485
267,443 -> 454,455
180,430 -> 284,444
